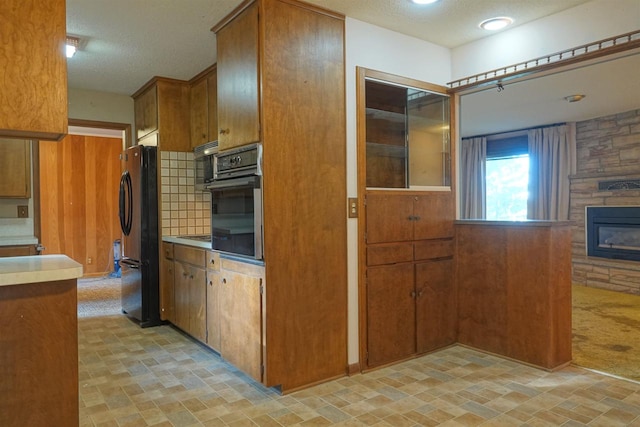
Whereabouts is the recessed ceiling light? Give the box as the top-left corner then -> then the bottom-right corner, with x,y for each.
411,0 -> 439,5
564,94 -> 586,103
479,17 -> 514,31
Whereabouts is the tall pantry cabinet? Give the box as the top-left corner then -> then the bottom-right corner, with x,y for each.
213,0 -> 347,392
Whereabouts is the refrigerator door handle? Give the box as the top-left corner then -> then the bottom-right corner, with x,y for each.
119,171 -> 133,236
119,258 -> 140,268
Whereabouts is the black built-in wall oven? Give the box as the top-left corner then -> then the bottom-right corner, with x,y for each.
206,143 -> 263,259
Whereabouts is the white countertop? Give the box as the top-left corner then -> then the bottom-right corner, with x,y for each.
0,235 -> 39,246
0,255 -> 83,287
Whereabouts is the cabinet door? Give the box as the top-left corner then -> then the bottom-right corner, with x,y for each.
206,270 -> 221,352
0,139 -> 30,198
216,2 -> 260,150
173,262 -> 190,332
190,267 -> 207,342
413,193 -> 454,240
366,263 -> 415,368
415,259 -> 456,353
190,78 -> 209,149
135,85 -> 158,140
365,193 -> 414,244
160,258 -> 174,322
220,269 -> 262,382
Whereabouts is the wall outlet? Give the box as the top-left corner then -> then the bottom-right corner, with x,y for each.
17,205 -> 28,218
87,257 -> 93,265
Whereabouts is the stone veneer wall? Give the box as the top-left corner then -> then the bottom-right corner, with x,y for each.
570,108 -> 640,294
159,151 -> 211,237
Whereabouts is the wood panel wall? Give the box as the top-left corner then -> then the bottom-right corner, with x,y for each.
39,135 -> 122,276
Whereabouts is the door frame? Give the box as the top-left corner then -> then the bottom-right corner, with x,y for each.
33,119 -> 130,244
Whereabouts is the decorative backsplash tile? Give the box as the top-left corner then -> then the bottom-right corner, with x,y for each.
160,151 -> 210,237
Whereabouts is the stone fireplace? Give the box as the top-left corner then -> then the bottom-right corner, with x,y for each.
570,108 -> 640,294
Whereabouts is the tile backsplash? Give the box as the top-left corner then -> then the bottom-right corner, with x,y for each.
160,151 -> 210,237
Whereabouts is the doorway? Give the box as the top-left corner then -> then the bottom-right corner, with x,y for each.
37,119 -> 128,277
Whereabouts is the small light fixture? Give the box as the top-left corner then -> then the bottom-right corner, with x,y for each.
411,0 -> 439,4
564,94 -> 586,103
66,35 -> 80,58
479,17 -> 513,31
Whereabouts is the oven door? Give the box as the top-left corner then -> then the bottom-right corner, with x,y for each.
208,175 -> 262,259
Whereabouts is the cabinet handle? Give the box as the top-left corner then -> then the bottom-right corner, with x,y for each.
222,278 -> 227,284
410,291 -> 416,298
414,216 -> 421,221
210,258 -> 215,265
168,268 -> 172,273
189,275 -> 194,279
208,280 -> 213,286
219,128 -> 230,135
183,272 -> 188,278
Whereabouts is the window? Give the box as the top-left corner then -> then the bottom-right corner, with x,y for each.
485,135 -> 528,220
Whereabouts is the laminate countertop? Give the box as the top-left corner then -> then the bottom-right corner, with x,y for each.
0,255 -> 83,287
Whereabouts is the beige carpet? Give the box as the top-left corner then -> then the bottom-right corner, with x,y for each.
77,276 -> 122,318
572,284 -> 640,382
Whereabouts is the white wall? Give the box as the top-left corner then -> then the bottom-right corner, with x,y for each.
68,88 -> 135,144
344,18 -> 451,364
451,0 -> 640,79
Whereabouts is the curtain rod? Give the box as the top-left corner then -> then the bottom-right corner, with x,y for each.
463,122 -> 566,140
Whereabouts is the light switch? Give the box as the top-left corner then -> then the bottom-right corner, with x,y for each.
17,205 -> 28,218
348,198 -> 358,218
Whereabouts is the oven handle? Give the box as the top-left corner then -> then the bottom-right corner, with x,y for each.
205,175 -> 260,190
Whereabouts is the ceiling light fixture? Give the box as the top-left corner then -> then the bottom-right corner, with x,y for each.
411,0 -> 439,5
564,94 -> 586,103
66,35 -> 80,58
479,17 -> 513,31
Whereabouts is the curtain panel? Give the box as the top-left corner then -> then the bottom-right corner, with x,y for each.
527,123 -> 576,220
460,137 -> 487,219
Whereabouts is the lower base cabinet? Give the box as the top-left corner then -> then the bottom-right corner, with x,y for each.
365,241 -> 455,369
163,242 -> 264,383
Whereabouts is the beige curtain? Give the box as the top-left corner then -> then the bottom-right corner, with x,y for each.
527,123 -> 576,220
460,137 -> 487,219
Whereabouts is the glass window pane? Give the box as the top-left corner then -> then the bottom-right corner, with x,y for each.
486,155 -> 529,220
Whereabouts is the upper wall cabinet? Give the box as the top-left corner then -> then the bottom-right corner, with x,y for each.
189,65 -> 218,150
0,0 -> 67,141
132,77 -> 190,151
364,72 -> 451,189
214,2 -> 260,151
0,139 -> 31,198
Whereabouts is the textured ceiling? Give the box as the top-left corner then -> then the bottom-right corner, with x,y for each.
66,0 -> 591,95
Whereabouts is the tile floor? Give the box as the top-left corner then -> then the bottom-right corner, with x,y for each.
79,315 -> 640,426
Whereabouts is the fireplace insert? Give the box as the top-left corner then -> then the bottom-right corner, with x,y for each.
586,206 -> 640,262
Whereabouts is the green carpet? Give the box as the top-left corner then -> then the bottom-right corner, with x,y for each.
572,284 -> 640,382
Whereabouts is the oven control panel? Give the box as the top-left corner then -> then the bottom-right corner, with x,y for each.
214,143 -> 262,179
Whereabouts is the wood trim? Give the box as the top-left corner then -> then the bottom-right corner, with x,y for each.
276,0 -> 345,20
355,66 -> 369,370
131,76 -> 189,99
211,0 -> 255,33
347,362 -> 361,376
188,63 -> 218,85
364,68 -> 450,94
68,118 -> 131,149
32,141 -> 41,242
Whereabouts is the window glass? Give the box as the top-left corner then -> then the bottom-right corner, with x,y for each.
486,155 -> 529,220
365,79 -> 450,189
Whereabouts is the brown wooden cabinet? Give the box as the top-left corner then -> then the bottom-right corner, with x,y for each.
160,242 -> 175,322
215,2 -> 260,151
364,191 -> 455,369
456,222 -> 573,370
219,258 -> 264,383
0,0 -> 67,141
173,244 -> 206,341
213,0 -> 347,392
0,139 -> 31,198
132,77 -> 190,151
189,65 -> 218,150
0,245 -> 38,257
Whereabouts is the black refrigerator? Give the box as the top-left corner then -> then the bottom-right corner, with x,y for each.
118,145 -> 161,327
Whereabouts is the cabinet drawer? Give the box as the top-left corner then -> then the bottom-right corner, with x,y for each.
206,251 -> 220,271
162,242 -> 174,259
174,244 -> 205,266
414,239 -> 453,261
367,243 -> 413,266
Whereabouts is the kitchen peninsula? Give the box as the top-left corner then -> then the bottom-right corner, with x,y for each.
0,255 -> 83,427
